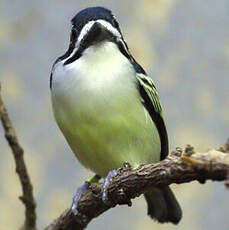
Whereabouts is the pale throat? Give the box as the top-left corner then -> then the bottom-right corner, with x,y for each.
61,40 -> 136,93
65,41 -> 131,73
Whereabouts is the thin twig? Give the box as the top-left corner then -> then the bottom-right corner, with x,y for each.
0,84 -> 37,230
45,141 -> 229,230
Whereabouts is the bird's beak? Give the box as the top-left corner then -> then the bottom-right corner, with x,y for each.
79,22 -> 115,48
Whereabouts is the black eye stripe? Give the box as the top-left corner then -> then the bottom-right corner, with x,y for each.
70,28 -> 79,43
112,18 -> 119,27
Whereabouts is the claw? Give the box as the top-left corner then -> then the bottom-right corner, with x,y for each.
71,181 -> 91,215
102,169 -> 119,205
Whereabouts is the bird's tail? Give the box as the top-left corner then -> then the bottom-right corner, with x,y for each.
144,186 -> 182,224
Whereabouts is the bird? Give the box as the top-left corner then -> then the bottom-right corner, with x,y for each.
50,6 -> 182,224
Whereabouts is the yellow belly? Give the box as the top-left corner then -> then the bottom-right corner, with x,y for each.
52,87 -> 161,177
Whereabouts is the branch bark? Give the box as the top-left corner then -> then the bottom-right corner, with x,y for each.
45,141 -> 229,230
0,84 -> 37,230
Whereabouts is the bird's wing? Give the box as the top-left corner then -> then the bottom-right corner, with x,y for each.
136,73 -> 168,160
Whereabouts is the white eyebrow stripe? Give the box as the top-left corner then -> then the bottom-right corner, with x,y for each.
76,19 -> 121,46
96,19 -> 121,38
76,21 -> 95,47
61,21 -> 95,62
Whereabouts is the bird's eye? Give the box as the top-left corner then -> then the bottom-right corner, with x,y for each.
70,27 -> 78,43
112,18 -> 119,28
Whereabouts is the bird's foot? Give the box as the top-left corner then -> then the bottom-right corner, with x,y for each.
71,181 -> 91,216
71,175 -> 101,215
102,169 -> 119,205
101,165 -> 132,206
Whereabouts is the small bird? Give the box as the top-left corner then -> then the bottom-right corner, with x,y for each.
50,7 -> 182,224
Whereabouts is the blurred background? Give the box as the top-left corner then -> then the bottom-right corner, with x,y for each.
1,0 -> 229,229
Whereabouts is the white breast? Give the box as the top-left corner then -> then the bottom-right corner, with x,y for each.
53,42 -> 135,94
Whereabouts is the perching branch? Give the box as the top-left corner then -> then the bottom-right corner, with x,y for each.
1,83 -> 229,230
45,141 -> 229,230
0,84 -> 37,230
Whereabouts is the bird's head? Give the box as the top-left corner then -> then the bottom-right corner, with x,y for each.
63,7 -> 130,65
